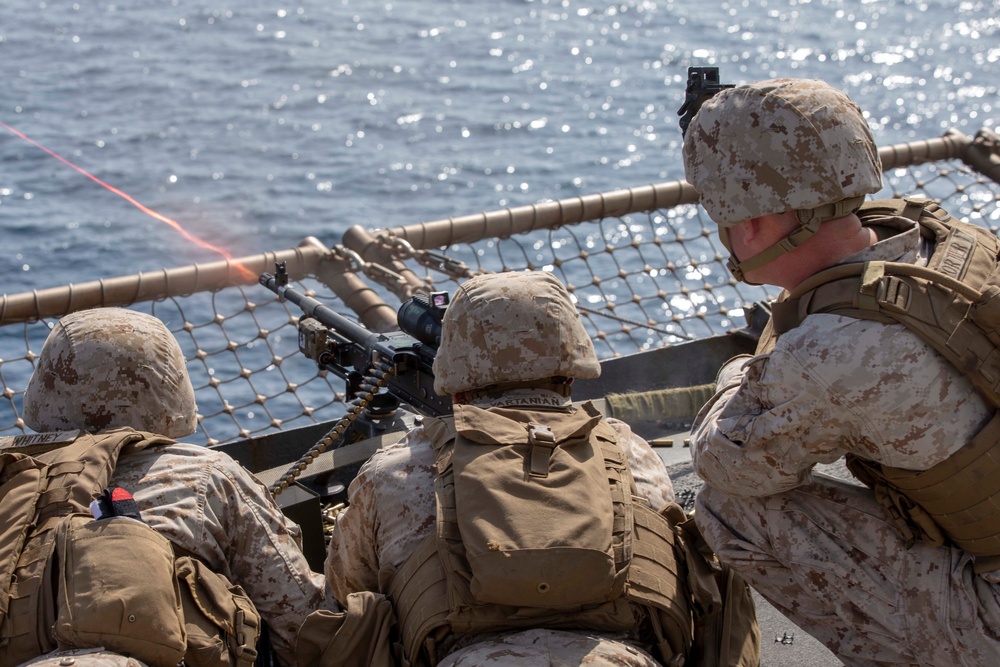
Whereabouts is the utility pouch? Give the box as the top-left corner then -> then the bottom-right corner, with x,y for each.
52,515 -> 186,667
676,517 -> 760,667
448,404 -> 619,608
175,556 -> 261,667
0,454 -> 44,626
296,591 -> 398,667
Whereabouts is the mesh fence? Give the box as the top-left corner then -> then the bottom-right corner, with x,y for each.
2,129 -> 998,446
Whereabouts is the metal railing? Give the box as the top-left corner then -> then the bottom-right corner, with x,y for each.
2,128 -> 998,446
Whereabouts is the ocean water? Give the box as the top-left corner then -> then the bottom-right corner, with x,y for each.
1,0 -> 997,294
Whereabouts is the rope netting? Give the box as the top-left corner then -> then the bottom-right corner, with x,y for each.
2,129 -> 998,446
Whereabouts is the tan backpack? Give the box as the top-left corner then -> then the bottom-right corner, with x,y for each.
380,402 -> 760,666
0,428 -> 260,667
295,403 -> 760,667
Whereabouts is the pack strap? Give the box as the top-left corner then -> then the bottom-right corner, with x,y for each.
627,506 -> 691,664
0,604 -> 38,638
771,259 -> 986,334
381,535 -> 451,667
526,423 -> 557,478
231,595 -> 261,667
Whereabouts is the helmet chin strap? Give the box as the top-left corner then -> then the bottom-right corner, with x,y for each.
722,195 -> 866,284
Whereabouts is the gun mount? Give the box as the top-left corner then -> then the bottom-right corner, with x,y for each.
677,66 -> 735,137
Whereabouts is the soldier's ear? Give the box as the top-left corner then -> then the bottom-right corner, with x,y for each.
727,218 -> 758,257
743,212 -> 797,247
739,218 -> 760,243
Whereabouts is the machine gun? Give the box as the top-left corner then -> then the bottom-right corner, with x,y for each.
676,66 -> 734,137
260,261 -> 452,423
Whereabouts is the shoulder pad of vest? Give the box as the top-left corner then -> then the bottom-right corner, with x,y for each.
860,197 -> 967,242
860,197 -> 934,219
421,415 -> 456,450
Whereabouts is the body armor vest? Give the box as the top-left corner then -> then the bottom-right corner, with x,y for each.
0,429 -> 167,664
382,402 -> 693,666
0,428 -> 260,667
762,197 -> 1000,571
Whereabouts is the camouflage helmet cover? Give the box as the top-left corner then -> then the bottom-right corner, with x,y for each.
682,78 -> 883,227
21,649 -> 148,667
24,307 -> 197,438
432,271 -> 601,396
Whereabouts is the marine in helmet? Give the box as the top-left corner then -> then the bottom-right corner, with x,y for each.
682,77 -> 882,287
683,77 -> 1000,663
323,271 -> 693,666
1,307 -> 337,667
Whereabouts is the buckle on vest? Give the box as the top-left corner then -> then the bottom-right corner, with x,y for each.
859,262 -> 911,314
878,276 -> 911,314
231,603 -> 260,666
527,422 -> 556,478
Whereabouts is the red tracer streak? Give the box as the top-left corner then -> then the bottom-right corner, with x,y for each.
1,121 -> 252,279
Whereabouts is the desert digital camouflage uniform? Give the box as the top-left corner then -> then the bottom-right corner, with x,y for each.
18,307 -> 336,667
691,215 -> 1000,665
682,78 -> 1000,665
327,271 -> 678,666
110,443 -> 334,665
327,388 -> 675,667
20,648 -> 147,667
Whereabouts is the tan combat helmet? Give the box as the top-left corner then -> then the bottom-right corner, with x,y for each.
20,649 -> 148,667
23,307 -> 197,438
682,78 -> 883,282
433,271 -> 601,396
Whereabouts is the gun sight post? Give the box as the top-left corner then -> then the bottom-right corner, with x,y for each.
260,261 -> 291,301
677,66 -> 734,137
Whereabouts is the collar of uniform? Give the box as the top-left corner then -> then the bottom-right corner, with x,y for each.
454,400 -> 603,446
467,387 -> 573,410
0,429 -> 83,454
842,215 -> 924,267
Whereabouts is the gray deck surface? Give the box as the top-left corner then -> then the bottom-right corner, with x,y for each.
657,442 -> 845,667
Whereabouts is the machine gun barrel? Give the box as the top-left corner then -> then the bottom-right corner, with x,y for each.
260,270 -> 375,347
260,262 -> 452,418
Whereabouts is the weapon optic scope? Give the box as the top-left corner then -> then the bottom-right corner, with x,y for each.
396,291 -> 449,349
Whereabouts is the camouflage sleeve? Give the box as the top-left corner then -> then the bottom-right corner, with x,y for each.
199,455 -> 337,667
326,427 -> 439,603
689,357 -> 806,496
606,417 -> 675,509
119,445 -> 335,667
691,331 -> 873,496
691,315 -> 991,497
324,454 -> 382,603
